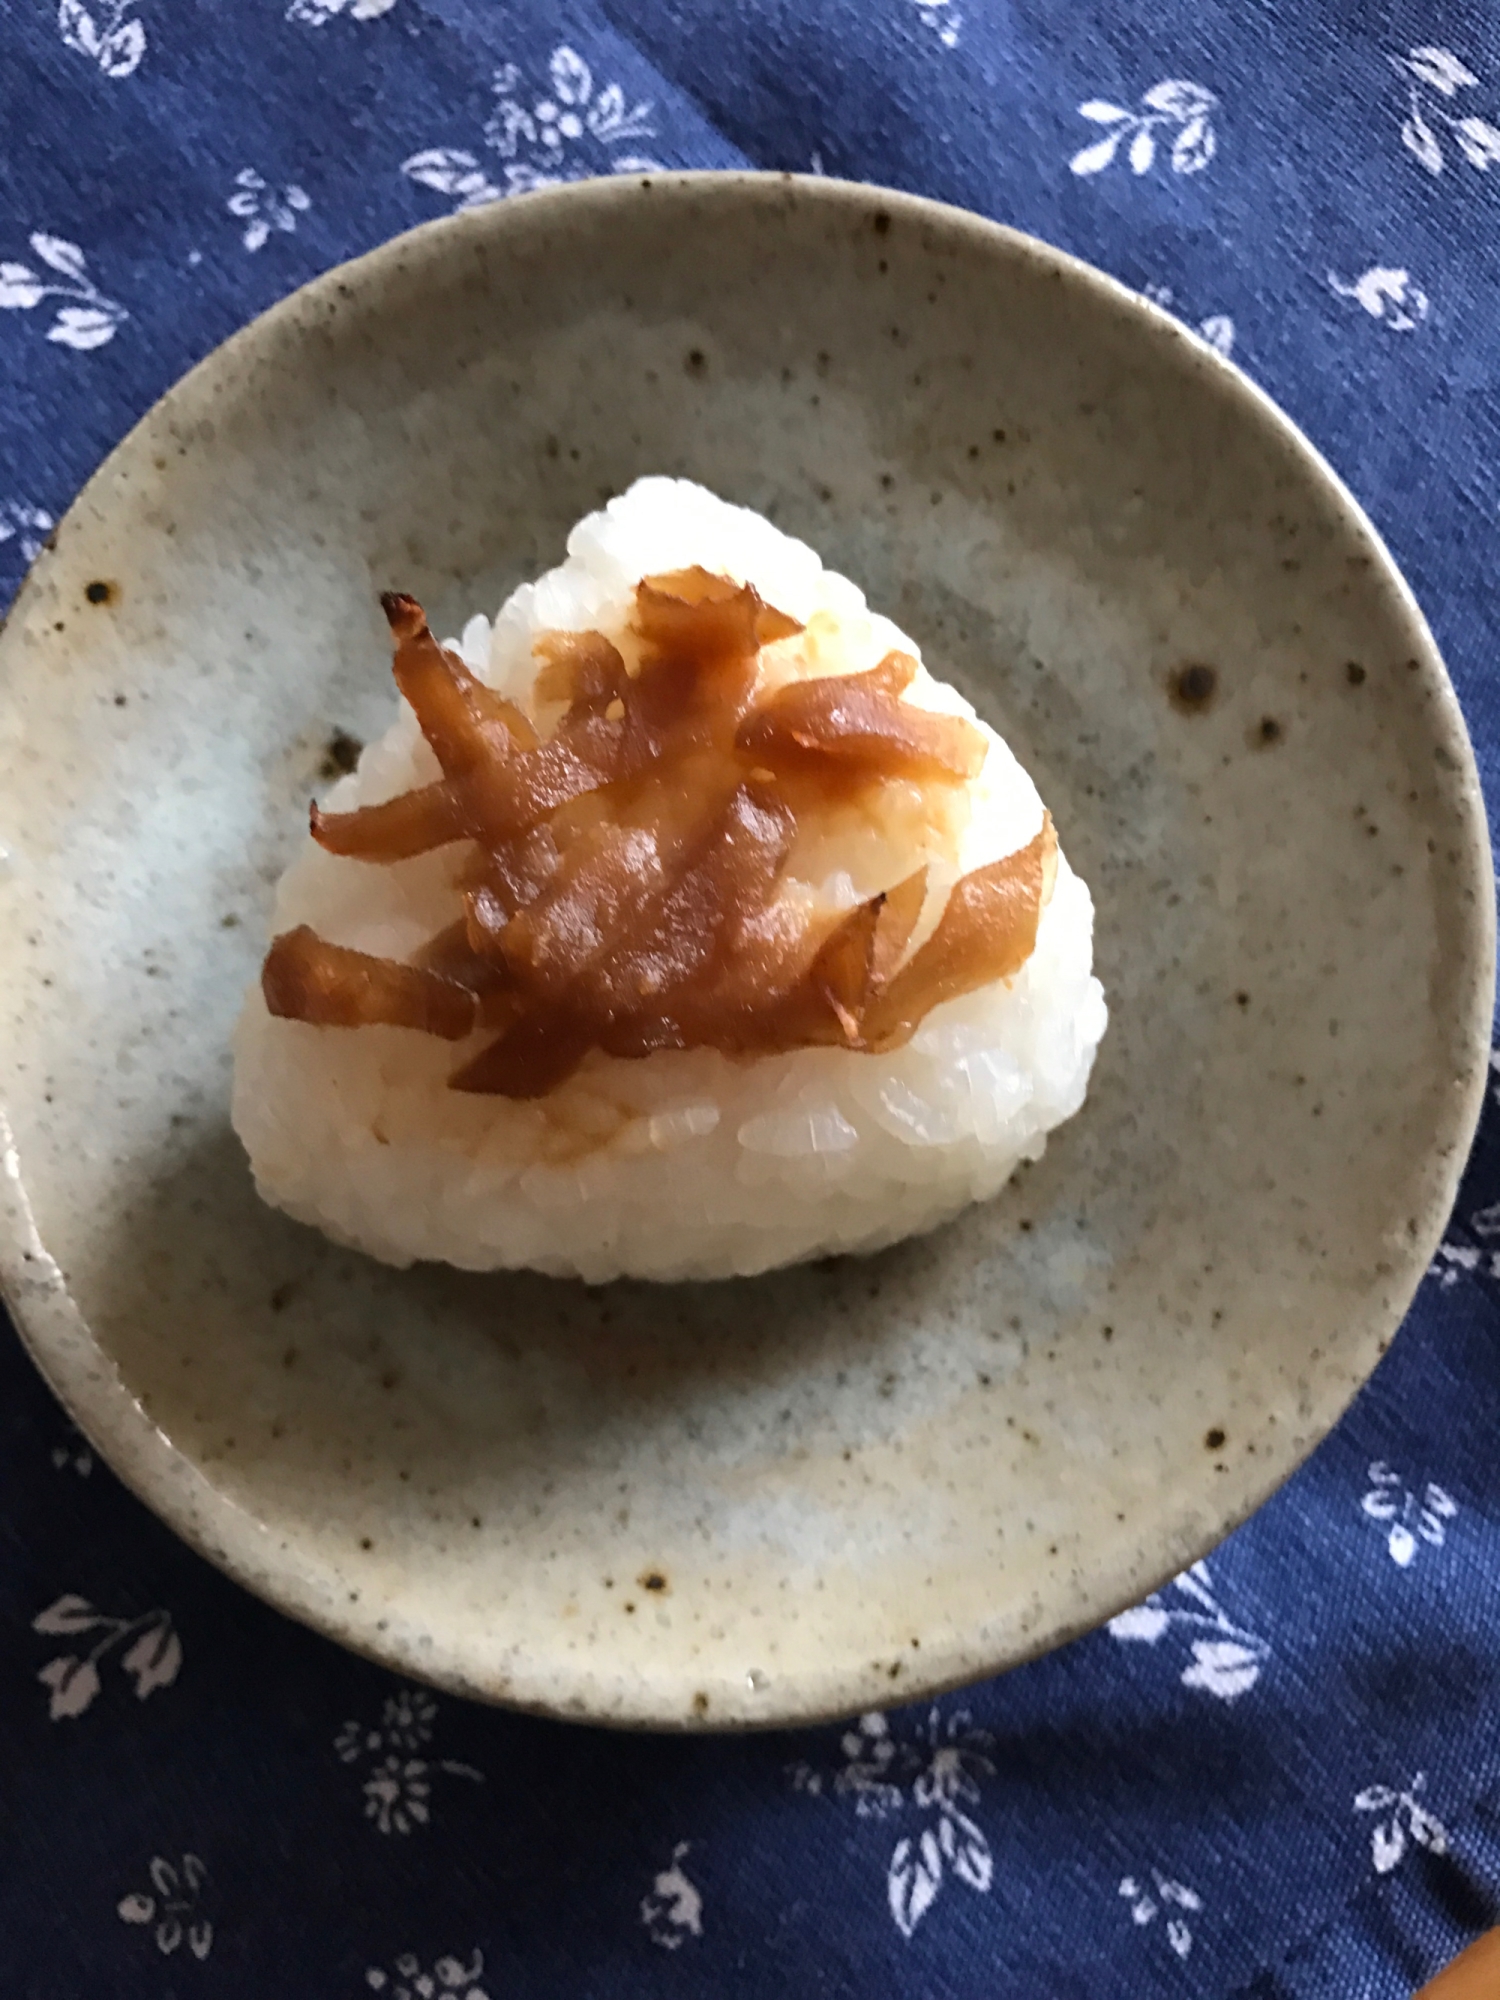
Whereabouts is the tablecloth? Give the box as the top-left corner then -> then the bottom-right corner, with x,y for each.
3,2 -> 1500,1994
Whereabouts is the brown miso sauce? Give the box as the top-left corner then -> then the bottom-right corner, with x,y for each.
263,570 -> 1054,1099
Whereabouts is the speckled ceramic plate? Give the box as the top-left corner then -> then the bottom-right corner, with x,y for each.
0,175 -> 1491,1730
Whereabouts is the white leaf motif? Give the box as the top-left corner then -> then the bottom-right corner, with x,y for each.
1142,79 -> 1216,119
1180,1638 -> 1261,1700
0,263 -> 44,309
1172,115 -> 1216,173
33,1592 -> 102,1634
1078,99 -> 1130,123
1160,1880 -> 1202,1911
1070,131 -> 1124,176
1372,1819 -> 1405,1873
1402,108 -> 1445,174
121,1621 -> 183,1699
1166,1917 -> 1193,1958
100,18 -> 145,76
58,0 -> 102,58
942,1809 -> 993,1891
1362,1490 -> 1399,1520
888,1829 -> 943,1936
1199,314 -> 1234,357
1388,1522 -> 1417,1566
1455,117 -> 1500,169
1107,1603 -> 1171,1643
1330,267 -> 1428,332
1402,47 -> 1477,97
550,45 -> 592,106
1354,1785 -> 1398,1810
38,1653 -> 101,1717
30,234 -> 88,280
401,147 -> 482,193
48,305 -> 117,349
1129,127 -> 1156,174
351,0 -> 398,14
1409,1802 -> 1448,1854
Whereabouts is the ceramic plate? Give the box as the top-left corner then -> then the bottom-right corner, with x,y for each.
0,175 -> 1490,1728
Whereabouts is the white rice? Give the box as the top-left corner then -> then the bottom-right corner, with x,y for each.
232,479 -> 1107,1282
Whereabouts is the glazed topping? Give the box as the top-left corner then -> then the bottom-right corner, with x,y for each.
263,571 -> 1055,1097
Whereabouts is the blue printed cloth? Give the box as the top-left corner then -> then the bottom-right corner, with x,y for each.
2,4 -> 1499,1994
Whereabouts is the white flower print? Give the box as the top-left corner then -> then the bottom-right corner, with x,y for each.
1388,48 -> 1500,176
1108,1559 -> 1268,1700
641,1843 -> 703,1950
288,0 -> 394,20
1328,266 -> 1429,332
0,501 -> 55,569
1070,80 -> 1218,178
117,1854 -> 212,1960
403,44 -> 660,212
227,169 -> 311,253
58,0 -> 146,78
911,0 -> 961,51
1427,1239 -> 1495,1286
33,1594 -> 181,1718
790,1707 -> 995,1938
1426,1112 -> 1500,1280
1361,1462 -> 1458,1567
1120,1870 -> 1203,1961
0,234 -> 127,349
336,1689 -> 483,1834
366,1949 -> 489,1999
1355,1774 -> 1448,1875
1142,284 -> 1235,358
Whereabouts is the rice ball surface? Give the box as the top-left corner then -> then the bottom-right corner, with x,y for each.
232,479 -> 1107,1282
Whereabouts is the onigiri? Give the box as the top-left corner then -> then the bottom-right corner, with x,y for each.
231,477 -> 1107,1282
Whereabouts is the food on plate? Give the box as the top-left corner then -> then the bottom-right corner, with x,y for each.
232,479 -> 1106,1280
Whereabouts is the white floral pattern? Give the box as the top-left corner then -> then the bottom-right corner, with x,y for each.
288,0 -> 395,20
33,1593 -> 181,1718
791,1707 -> 995,1937
1328,265 -> 1429,331
911,0 -> 961,51
0,233 -> 126,348
0,500 -> 54,568
403,45 -> 660,211
1070,80 -> 1218,177
1142,283 -> 1235,357
1389,47 -> 1500,176
227,169 -> 311,252
366,1948 -> 489,1998
1361,1462 -> 1458,1567
1428,1240 -> 1493,1285
1355,1774 -> 1448,1875
1428,1174 -> 1500,1285
117,1854 -> 212,1959
641,1843 -> 704,1949
335,1690 -> 483,1834
1108,1559 -> 1268,1700
58,0 -> 145,78
1119,1869 -> 1203,1960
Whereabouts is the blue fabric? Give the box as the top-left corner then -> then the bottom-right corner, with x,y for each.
2,2 -> 1499,1993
